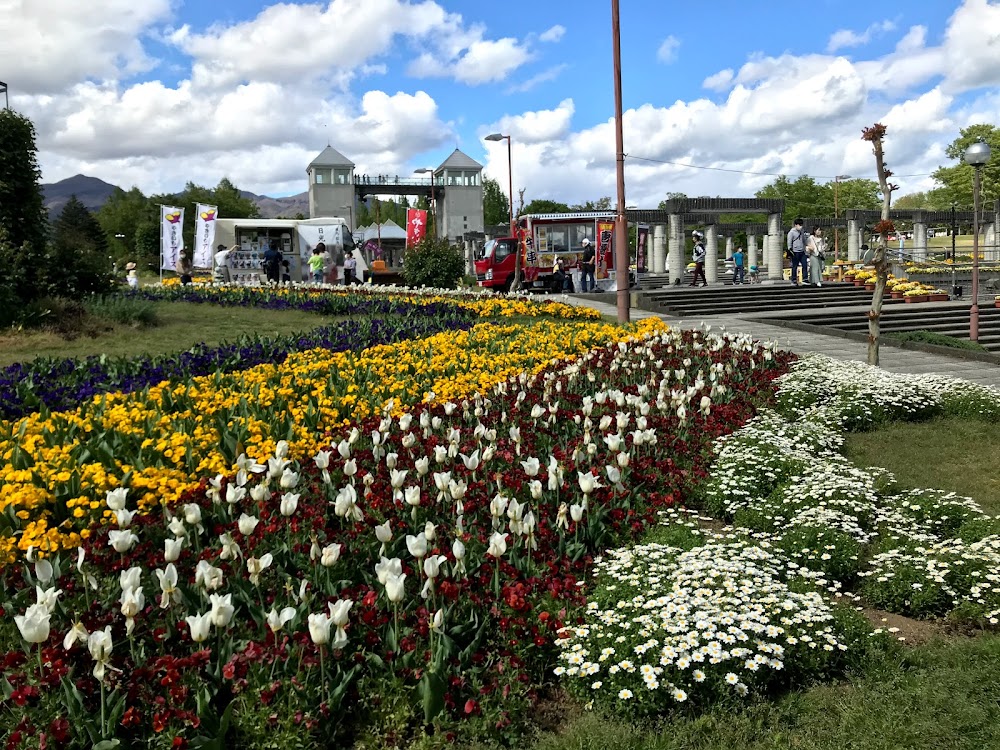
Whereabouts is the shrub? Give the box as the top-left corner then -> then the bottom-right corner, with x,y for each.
400,236 -> 465,289
86,294 -> 158,327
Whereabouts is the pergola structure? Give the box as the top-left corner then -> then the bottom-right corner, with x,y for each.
624,198 -> 787,282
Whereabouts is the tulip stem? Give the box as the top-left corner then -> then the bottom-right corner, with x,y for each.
319,645 -> 327,707
101,679 -> 106,738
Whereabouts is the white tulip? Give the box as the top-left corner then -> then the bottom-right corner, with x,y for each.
275,440 -> 290,459
209,593 -> 236,628
406,532 -> 428,559
308,612 -> 332,645
35,585 -> 62,613
250,484 -> 270,504
63,620 -> 89,651
237,513 -> 259,536
460,451 -> 481,472
225,484 -> 247,506
433,446 -> 448,464
375,556 -> 402,585
88,626 -> 114,680
520,457 -> 540,477
577,471 -> 602,495
106,487 -> 129,511
15,603 -> 50,644
219,532 -> 241,560
114,508 -> 136,528
431,608 -> 445,634
186,611 -> 213,643
384,572 -> 407,603
267,606 -> 296,633
321,544 -> 342,567
119,566 -> 142,593
164,537 -> 183,563
487,532 -> 508,558
529,480 -> 543,500
195,560 -> 224,591
386,452 -> 398,470
337,439 -> 351,459
34,558 -> 53,586
247,553 -> 274,584
108,529 -> 139,553
423,521 -> 436,542
414,456 -> 430,476
423,554 -> 447,579
156,564 -> 180,608
328,599 -> 353,649
120,587 -> 144,634
570,504 -> 585,523
389,469 -> 408,490
167,515 -> 187,538
279,492 -> 300,517
313,450 -> 332,470
182,503 -> 203,527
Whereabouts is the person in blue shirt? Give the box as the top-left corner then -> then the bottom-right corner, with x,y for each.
732,246 -> 745,285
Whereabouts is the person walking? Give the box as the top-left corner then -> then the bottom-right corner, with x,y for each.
690,231 -> 708,287
125,262 -> 138,289
579,238 -> 596,292
786,218 -> 808,286
806,226 -> 825,287
732,245 -> 745,285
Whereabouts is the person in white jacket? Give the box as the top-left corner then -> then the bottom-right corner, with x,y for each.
690,231 -> 708,287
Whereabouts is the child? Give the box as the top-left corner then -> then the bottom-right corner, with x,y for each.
125,262 -> 138,289
307,247 -> 325,283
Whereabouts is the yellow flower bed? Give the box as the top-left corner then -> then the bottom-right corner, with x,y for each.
0,317 -> 665,561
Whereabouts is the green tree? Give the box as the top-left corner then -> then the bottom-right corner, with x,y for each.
483,176 -> 510,226
48,196 -> 115,297
97,186 -> 158,266
571,197 -> 613,211
400,235 -> 465,289
930,124 -> 1000,209
657,192 -> 688,209
174,177 -> 259,250
522,199 -> 571,215
0,108 -> 48,317
755,175 -> 880,223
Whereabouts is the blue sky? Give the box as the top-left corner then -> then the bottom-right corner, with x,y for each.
3,0 -> 998,205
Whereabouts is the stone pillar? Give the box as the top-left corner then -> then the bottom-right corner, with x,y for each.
847,219 -> 861,262
725,236 -> 733,260
705,225 -> 718,283
747,234 -> 758,268
767,213 -> 783,280
668,214 -> 684,284
652,224 -> 666,274
912,222 -> 927,263
986,222 -> 998,262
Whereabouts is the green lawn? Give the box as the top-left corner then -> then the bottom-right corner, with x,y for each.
0,302 -> 327,366
519,636 -> 1000,750
845,416 -> 1000,513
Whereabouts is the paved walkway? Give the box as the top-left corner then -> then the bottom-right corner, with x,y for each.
565,294 -> 1000,388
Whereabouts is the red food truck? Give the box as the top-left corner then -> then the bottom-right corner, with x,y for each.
475,212 -> 622,292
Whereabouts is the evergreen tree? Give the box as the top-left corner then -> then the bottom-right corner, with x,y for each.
0,108 -> 49,316
483,176 -> 511,226
48,196 -> 114,297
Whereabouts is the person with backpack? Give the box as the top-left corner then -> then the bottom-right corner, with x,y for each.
786,218 -> 808,286
690,231 -> 708,287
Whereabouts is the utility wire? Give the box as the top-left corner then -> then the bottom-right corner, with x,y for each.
625,153 -> 935,180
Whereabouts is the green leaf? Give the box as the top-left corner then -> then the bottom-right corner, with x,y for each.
418,668 -> 446,724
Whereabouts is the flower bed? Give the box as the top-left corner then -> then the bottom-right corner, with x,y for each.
0,304 -> 474,421
2,326 -> 792,747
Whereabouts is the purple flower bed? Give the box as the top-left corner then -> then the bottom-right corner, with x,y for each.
0,304 -> 472,421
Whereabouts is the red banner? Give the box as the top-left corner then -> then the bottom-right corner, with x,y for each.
597,220 -> 614,278
406,209 -> 428,247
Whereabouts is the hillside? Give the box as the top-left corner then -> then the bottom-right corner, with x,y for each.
40,175 -> 310,219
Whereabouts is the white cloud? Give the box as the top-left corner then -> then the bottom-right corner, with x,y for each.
539,25 -> 566,43
507,64 -> 569,94
486,99 -> 575,144
827,19 -> 896,53
703,69 -> 735,92
0,0 -> 173,94
656,35 -> 681,64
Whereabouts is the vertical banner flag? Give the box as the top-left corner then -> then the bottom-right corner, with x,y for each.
406,209 -> 428,248
636,224 -> 649,272
193,204 -> 218,269
596,220 -> 614,279
160,206 -> 185,271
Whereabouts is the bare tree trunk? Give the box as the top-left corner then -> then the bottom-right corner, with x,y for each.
864,126 -> 896,367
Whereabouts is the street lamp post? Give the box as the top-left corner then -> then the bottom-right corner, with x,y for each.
484,133 -> 514,235
611,0 -> 629,323
413,168 -> 436,238
833,174 -> 851,261
964,140 -> 992,342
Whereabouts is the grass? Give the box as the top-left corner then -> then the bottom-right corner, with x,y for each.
887,330 -> 989,352
844,415 -> 1000,514
0,302 -> 328,367
518,635 -> 1000,750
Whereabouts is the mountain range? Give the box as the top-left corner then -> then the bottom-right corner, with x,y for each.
40,174 -> 310,219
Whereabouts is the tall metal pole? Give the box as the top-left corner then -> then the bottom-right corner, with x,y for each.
971,167 -> 982,341
834,178 -> 840,261
611,0 -> 629,323
505,135 -> 514,236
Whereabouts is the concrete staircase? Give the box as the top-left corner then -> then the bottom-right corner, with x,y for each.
782,303 -> 1000,353
636,282 -> 898,319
